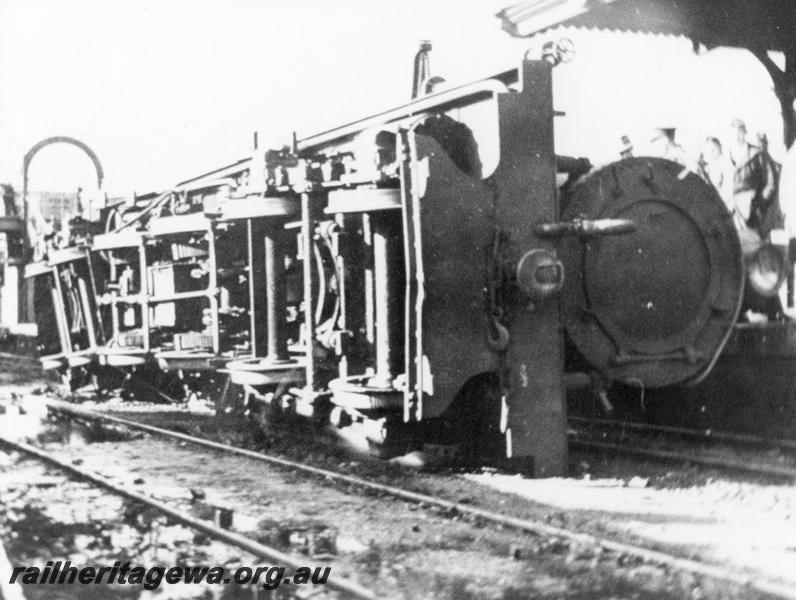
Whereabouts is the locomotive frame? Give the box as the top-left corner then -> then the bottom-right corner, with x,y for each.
24,57 -> 573,475
21,52 -> 758,475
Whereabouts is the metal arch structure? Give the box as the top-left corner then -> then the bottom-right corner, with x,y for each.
21,136 -> 105,241
23,136 -> 104,190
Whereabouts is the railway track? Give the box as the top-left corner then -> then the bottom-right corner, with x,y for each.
70,374 -> 796,482
36,399 -> 796,600
5,397 -> 714,600
0,431 -> 377,599
569,416 -> 796,481
570,416 -> 796,451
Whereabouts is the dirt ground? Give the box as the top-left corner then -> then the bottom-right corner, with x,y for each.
465,462 -> 796,592
1,377 -> 794,599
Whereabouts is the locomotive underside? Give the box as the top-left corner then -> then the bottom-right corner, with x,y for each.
27,56 -> 770,474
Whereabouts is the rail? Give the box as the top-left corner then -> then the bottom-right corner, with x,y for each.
569,416 -> 796,451
44,400 -> 796,600
0,431 -> 377,600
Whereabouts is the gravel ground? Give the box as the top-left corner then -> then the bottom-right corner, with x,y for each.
89,399 -> 795,595
0,415 -> 701,600
1,378 -> 793,599
0,457 -> 285,600
465,458 -> 796,591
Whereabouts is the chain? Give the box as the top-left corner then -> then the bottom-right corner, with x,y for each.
485,227 -> 511,353
483,179 -> 513,436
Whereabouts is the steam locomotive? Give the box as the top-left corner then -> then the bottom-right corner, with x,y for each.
24,49 -> 789,475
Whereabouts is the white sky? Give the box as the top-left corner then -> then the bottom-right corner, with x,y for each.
0,0 -> 786,197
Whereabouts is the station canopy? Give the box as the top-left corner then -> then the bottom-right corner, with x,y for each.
497,0 -> 796,145
497,0 -> 796,50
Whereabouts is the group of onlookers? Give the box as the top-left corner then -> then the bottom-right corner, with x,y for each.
696,119 -> 781,239
619,119 -> 782,240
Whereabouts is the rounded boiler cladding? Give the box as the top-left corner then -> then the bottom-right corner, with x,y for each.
560,157 -> 745,388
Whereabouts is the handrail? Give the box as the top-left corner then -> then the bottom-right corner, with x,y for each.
297,77 -> 512,153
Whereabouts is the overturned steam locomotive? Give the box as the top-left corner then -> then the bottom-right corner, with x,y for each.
27,49 -> 778,476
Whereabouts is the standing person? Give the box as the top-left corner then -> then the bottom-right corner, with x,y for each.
780,142 -> 796,311
650,127 -> 686,165
754,132 -> 783,238
697,137 -> 733,208
728,118 -> 766,229
757,132 -> 780,173
1,184 -> 16,217
619,134 -> 634,159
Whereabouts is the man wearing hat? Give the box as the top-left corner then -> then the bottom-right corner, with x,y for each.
650,127 -> 685,165
619,134 -> 634,159
729,118 -> 777,233
755,131 -> 783,237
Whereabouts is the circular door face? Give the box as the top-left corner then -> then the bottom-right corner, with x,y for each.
560,158 -> 744,388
